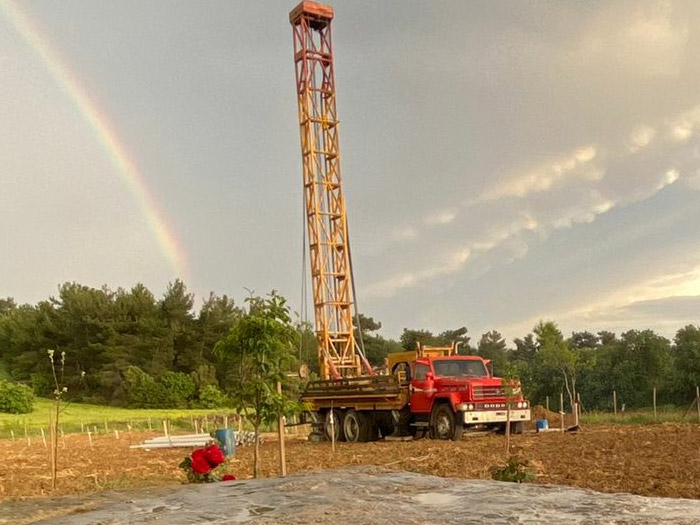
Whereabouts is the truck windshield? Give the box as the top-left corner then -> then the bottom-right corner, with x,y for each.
433,360 -> 487,378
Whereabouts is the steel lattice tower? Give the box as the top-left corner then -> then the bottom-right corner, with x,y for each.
290,2 -> 363,379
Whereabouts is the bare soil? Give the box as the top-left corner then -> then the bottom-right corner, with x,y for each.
1,422 -> 700,504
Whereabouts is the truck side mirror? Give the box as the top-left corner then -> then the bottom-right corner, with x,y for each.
425,371 -> 434,382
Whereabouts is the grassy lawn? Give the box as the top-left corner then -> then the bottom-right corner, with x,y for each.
581,407 -> 696,425
0,398 -> 233,438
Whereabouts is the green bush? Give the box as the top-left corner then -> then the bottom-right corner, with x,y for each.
0,380 -> 35,414
490,456 -> 536,483
123,366 -> 169,408
160,371 -> 196,406
197,384 -> 228,408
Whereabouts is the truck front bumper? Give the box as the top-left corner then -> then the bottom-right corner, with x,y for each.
462,408 -> 531,425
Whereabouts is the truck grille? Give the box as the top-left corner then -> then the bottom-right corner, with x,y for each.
473,385 -> 505,399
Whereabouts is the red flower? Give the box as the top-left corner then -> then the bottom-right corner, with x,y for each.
191,449 -> 211,475
204,444 -> 226,467
222,474 -> 237,481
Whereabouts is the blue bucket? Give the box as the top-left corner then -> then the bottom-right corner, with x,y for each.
215,428 -> 236,457
536,419 -> 549,432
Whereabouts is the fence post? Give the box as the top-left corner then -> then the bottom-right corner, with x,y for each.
696,386 -> 700,423
277,381 -> 287,476
613,390 -> 617,415
559,392 -> 565,432
546,396 -> 549,412
653,387 -> 657,421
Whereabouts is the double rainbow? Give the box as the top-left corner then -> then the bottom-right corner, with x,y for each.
1,1 -> 188,280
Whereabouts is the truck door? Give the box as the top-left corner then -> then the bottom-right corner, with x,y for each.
410,362 -> 434,414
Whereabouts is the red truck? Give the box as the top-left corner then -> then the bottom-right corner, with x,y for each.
301,344 -> 531,442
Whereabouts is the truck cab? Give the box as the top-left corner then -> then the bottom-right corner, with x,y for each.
389,344 -> 531,440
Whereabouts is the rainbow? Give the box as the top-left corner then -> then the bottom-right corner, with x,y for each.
0,1 -> 188,280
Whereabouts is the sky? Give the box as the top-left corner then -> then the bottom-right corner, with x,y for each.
1,0 -> 700,344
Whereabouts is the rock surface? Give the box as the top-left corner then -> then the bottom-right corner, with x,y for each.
15,467 -> 700,524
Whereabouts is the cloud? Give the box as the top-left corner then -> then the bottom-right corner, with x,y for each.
686,169 -> 700,191
425,209 -> 457,226
628,125 -> 656,153
364,160 -> 684,300
478,145 -> 598,202
391,226 -> 418,242
579,2 -> 689,78
666,104 -> 700,144
504,257 -> 700,336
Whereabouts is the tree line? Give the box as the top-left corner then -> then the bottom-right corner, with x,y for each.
1,281 -> 699,412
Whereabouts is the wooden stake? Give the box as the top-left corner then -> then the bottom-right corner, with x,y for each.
653,387 -> 657,421
545,396 -> 549,412
560,392 -> 565,432
148,417 -> 152,431
87,430 -> 93,448
50,408 -> 57,490
330,402 -> 336,453
25,423 -> 31,446
104,419 -> 109,432
613,390 -> 617,415
224,415 -> 229,429
195,419 -> 199,434
696,386 -> 700,423
505,402 -> 511,453
277,381 -> 287,476
162,420 -> 169,437
114,429 -> 119,440
80,421 -> 84,433
11,430 -> 15,441
41,428 -> 47,448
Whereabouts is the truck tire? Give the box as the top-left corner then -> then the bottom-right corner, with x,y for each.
343,410 -> 370,443
324,408 -> 345,442
431,404 -> 463,441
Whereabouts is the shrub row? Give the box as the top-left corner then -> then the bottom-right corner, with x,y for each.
124,367 -> 229,409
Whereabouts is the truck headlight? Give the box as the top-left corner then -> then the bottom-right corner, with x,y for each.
456,403 -> 475,411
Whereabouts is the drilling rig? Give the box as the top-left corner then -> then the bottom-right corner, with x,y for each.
290,2 -> 530,442
290,1 -> 372,381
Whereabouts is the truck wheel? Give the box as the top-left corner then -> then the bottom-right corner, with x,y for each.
431,404 -> 463,441
324,408 -> 345,442
343,410 -> 370,442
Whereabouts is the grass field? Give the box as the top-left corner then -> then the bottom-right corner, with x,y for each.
581,408 -> 697,425
0,399 -> 234,438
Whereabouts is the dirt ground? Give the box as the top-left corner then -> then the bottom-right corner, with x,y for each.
2,421 -> 700,505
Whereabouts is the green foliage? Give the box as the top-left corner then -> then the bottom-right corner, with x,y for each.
399,326 -> 470,352
215,292 -> 302,427
476,330 -> 508,375
160,371 -> 196,406
0,281 -> 240,407
0,379 -> 35,414
198,384 -> 228,408
490,456 -> 536,483
123,366 -> 169,408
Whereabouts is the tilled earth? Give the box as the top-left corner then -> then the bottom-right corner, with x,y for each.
2,423 -> 700,522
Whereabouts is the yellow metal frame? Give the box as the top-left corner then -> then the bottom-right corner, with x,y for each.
291,2 -> 361,379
